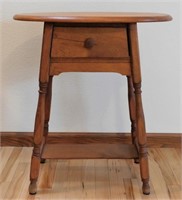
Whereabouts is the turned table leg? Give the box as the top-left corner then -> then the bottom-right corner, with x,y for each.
134,82 -> 150,195
29,82 -> 48,194
128,23 -> 150,195
127,76 -> 139,164
40,76 -> 53,163
29,22 -> 53,195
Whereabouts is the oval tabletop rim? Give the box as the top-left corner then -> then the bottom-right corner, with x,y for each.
13,12 -> 172,23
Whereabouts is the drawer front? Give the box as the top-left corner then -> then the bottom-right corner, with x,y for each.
51,27 -> 129,58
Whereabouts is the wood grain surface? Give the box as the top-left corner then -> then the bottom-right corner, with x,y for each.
1,132 -> 181,148
51,27 -> 129,58
12,12 -> 173,196
0,147 -> 181,199
41,143 -> 138,159
13,12 -> 172,23
50,62 -> 131,76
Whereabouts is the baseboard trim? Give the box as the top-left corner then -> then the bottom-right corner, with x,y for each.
1,132 -> 181,148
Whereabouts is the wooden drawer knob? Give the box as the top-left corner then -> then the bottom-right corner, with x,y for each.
84,38 -> 95,49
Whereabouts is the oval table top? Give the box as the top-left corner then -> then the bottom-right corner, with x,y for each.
13,12 -> 172,23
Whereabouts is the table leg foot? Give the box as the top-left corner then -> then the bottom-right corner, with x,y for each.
142,179 -> 150,195
134,158 -> 140,164
40,158 -> 46,163
29,180 -> 37,195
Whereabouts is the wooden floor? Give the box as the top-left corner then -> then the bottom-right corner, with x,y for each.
0,147 -> 181,200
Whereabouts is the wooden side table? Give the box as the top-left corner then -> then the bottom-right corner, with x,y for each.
14,12 -> 172,195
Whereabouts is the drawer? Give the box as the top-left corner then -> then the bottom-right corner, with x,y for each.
51,27 -> 129,58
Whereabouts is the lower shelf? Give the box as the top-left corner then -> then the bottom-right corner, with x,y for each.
41,143 -> 138,159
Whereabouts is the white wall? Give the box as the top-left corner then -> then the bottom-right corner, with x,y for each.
0,0 -> 181,133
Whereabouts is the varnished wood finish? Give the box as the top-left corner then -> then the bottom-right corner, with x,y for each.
0,147 -> 181,200
13,12 -> 172,23
1,132 -> 181,148
128,23 -> 150,194
29,22 -> 53,195
50,57 -> 131,76
51,57 -> 130,63
41,76 -> 53,163
50,62 -> 131,76
51,27 -> 129,58
13,12 -> 172,195
127,76 -> 137,147
127,76 -> 139,163
42,144 -> 138,159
